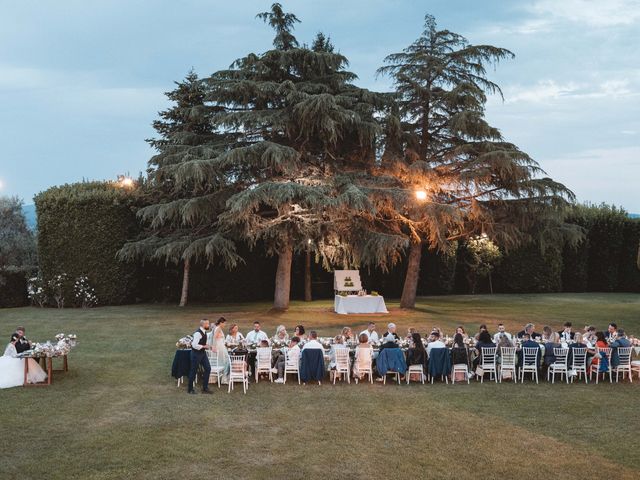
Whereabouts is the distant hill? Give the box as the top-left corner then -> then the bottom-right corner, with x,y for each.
630,213 -> 639,219
22,204 -> 37,230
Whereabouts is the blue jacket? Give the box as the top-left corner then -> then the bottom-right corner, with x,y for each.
610,337 -> 631,367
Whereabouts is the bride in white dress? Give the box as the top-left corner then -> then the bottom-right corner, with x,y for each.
0,334 -> 47,388
210,317 -> 230,384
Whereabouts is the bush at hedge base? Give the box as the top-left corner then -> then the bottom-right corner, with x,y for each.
0,270 -> 28,307
35,182 -> 140,305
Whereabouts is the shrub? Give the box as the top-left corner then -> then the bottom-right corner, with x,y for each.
495,242 -> 563,293
35,182 -> 140,305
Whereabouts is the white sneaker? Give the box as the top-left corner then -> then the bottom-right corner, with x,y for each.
271,368 -> 278,374
274,378 -> 284,383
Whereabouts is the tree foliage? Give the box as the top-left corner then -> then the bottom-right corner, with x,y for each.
367,14 -> 581,307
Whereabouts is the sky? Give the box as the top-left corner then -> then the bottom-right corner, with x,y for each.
0,0 -> 638,211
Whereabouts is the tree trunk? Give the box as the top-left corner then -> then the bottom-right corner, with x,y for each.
304,249 -> 312,302
179,258 -> 191,307
400,240 -> 422,309
273,243 -> 293,310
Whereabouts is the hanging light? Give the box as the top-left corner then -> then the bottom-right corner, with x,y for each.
415,189 -> 427,201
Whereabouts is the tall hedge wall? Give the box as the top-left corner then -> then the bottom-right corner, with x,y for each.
35,182 -> 140,305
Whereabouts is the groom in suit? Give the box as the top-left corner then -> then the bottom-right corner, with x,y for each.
188,319 -> 213,395
14,326 -> 32,354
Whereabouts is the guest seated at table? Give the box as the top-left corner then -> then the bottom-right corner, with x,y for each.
341,327 -> 354,344
455,326 -> 467,339
605,323 -> 618,342
273,337 -> 301,383
406,333 -> 428,377
246,322 -> 269,345
518,333 -> 542,368
359,322 -> 379,343
426,331 -> 446,357
610,329 -> 631,367
541,325 -> 554,343
588,331 -> 609,369
385,323 -> 400,341
294,325 -> 307,343
495,332 -> 514,352
583,325 -> 597,346
558,322 -> 575,342
472,331 -> 496,369
543,332 -> 561,367
301,331 -> 324,350
492,324 -> 512,344
329,335 -> 346,370
517,323 -> 541,340
568,332 -> 588,366
474,324 -> 489,341
451,333 -> 469,365
353,334 -> 373,380
271,325 -> 289,345
225,324 -> 245,345
406,327 -> 417,342
379,332 -> 399,351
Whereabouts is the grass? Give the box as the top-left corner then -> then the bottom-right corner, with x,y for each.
1,293 -> 639,479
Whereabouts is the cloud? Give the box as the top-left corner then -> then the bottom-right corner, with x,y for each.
527,0 -> 640,28
542,146 -> 640,210
495,78 -> 640,105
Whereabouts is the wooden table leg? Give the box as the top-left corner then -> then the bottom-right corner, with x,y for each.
47,358 -> 52,385
63,355 -> 68,372
23,358 -> 29,386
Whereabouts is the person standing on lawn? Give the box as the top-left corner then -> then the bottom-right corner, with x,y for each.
188,319 -> 212,395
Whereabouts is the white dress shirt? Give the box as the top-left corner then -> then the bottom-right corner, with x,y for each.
426,340 -> 446,357
245,330 -> 269,345
359,329 -> 379,343
302,339 -> 324,350
191,328 -> 207,350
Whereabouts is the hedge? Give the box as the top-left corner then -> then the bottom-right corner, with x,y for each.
34,182 -> 140,305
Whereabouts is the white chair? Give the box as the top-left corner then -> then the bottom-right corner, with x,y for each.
228,355 -> 248,394
499,347 -> 517,383
207,350 -> 225,388
547,348 -> 569,384
479,347 -> 497,383
333,347 -> 351,384
353,347 -> 374,384
632,357 -> 640,381
383,370 -> 401,384
570,347 -> 588,383
406,364 -> 426,384
520,347 -> 539,384
451,363 -> 469,384
283,348 -> 300,384
613,347 -> 632,383
589,347 -> 612,384
254,347 -> 273,383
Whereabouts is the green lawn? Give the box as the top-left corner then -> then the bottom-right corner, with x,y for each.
1,293 -> 639,479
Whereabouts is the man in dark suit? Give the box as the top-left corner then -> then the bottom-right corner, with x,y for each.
516,323 -> 542,340
518,333 -> 542,369
558,322 -> 575,342
605,323 -> 618,342
14,326 -> 32,354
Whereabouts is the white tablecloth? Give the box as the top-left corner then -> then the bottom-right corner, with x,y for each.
334,295 -> 388,315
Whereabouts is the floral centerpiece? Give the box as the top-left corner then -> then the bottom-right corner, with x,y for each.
20,333 -> 78,358
176,335 -> 193,349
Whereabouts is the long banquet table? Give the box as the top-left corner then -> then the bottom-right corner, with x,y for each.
334,295 -> 388,314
